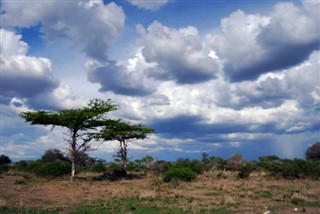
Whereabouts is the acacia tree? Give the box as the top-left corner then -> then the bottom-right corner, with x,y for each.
306,142 -> 320,161
94,121 -> 154,175
21,99 -> 118,181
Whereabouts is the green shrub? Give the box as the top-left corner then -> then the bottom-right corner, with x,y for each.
26,160 -> 44,173
0,165 -> 9,174
238,163 -> 257,179
174,159 -> 206,175
90,160 -> 106,173
126,161 -> 143,172
13,160 -> 29,171
35,161 -> 71,178
163,167 -> 196,182
266,159 -> 320,179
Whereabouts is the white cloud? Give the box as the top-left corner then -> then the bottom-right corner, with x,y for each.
86,57 -> 157,96
1,29 -> 59,99
127,0 -> 168,11
0,29 -> 28,56
1,0 -> 318,161
1,0 -> 125,62
140,21 -> 219,84
207,2 -> 320,82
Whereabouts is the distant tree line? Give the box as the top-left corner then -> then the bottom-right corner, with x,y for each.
1,142 -> 319,181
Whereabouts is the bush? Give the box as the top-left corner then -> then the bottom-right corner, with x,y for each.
35,161 -> 71,178
306,142 -> 320,161
209,156 -> 226,170
238,163 -> 257,179
152,160 -> 171,174
0,165 -> 9,174
226,153 -> 245,170
174,159 -> 206,175
91,160 -> 106,173
13,160 -> 29,171
101,162 -> 127,180
266,159 -> 320,179
126,161 -> 143,172
163,167 -> 196,182
41,149 -> 68,163
0,155 -> 11,165
26,160 -> 44,173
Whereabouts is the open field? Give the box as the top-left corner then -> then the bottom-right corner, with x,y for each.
0,171 -> 320,214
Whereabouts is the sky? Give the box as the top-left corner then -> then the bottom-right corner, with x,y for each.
1,0 -> 319,162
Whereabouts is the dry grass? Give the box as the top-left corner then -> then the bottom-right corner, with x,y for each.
0,171 -> 319,213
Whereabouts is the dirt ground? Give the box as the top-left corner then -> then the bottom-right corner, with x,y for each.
0,171 -> 319,213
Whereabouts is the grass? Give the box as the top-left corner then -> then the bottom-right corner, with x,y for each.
0,206 -> 60,214
204,192 -> 220,197
69,197 -> 184,214
1,171 -> 319,213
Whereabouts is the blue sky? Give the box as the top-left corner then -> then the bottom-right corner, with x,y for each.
1,0 -> 319,162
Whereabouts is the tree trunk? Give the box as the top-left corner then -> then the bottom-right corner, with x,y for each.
119,140 -> 128,175
71,159 -> 75,182
70,131 -> 77,182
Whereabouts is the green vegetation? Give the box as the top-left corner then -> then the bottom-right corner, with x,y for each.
0,206 -> 60,214
35,161 -> 71,178
306,142 -> 320,161
0,154 -> 11,174
163,167 -> 196,182
20,98 -> 153,181
69,197 -> 184,214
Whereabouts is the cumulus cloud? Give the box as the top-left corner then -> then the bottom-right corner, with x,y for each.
1,0 -> 125,62
86,57 -> 157,96
140,21 -> 219,84
127,0 -> 168,11
214,50 -> 320,111
1,29 -> 59,100
208,2 -> 320,82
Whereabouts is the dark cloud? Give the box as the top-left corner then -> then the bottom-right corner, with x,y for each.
1,1 -> 125,62
87,60 -> 155,96
2,74 -> 58,99
226,41 -> 320,82
149,114 -> 285,141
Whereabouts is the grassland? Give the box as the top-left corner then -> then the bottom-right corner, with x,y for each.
0,171 -> 319,213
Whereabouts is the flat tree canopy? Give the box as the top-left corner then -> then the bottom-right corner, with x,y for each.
21,98 -> 118,181
94,120 -> 154,173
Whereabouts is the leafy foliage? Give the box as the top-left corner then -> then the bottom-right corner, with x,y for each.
35,162 -> 71,178
306,142 -> 320,161
173,158 -> 206,175
163,167 -> 196,182
94,120 -> 154,173
238,163 -> 257,179
0,154 -> 11,165
21,99 -> 118,181
0,154 -> 11,173
225,153 -> 245,170
41,149 -> 68,163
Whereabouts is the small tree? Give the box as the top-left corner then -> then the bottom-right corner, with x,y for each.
21,99 -> 118,181
95,121 -> 154,174
306,142 -> 320,161
141,156 -> 154,169
226,153 -> 245,170
0,155 -> 11,165
0,154 -> 12,173
41,149 -> 68,162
